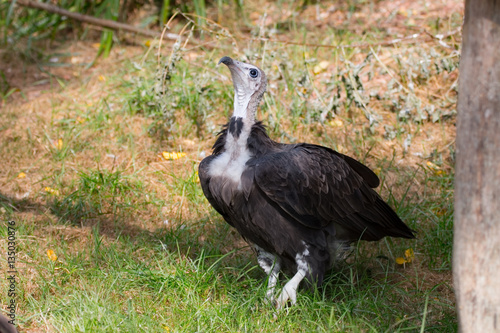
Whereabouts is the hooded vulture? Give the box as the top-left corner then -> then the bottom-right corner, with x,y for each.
198,56 -> 415,308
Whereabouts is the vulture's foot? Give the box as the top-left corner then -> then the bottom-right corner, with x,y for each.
275,266 -> 307,309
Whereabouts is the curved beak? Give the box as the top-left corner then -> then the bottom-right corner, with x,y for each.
218,56 -> 234,66
218,56 -> 247,91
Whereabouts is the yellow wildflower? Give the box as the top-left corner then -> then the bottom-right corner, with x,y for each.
76,116 -> 86,124
433,208 -> 447,216
404,248 -> 414,262
145,40 -> 151,47
313,61 -> 330,75
162,152 -> 186,160
395,257 -> 408,265
45,187 -> 60,196
426,161 -> 438,169
47,249 -> 58,261
329,118 -> 343,127
426,161 -> 445,176
17,172 -> 26,179
98,75 -> 106,82
396,248 -> 415,266
56,139 -> 63,150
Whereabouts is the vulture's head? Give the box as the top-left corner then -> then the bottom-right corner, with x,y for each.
218,56 -> 267,119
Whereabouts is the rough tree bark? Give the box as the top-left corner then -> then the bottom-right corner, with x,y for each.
454,0 -> 500,332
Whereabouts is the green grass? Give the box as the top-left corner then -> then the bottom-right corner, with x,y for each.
0,213 -> 456,332
0,0 -> 461,331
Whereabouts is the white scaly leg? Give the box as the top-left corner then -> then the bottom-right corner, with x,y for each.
276,245 -> 310,309
276,267 -> 307,309
265,260 -> 281,301
255,246 -> 281,302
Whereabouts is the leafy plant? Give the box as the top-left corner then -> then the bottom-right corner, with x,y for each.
50,168 -> 145,224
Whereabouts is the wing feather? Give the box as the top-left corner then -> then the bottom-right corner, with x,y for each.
251,144 -> 372,225
250,144 -> 414,240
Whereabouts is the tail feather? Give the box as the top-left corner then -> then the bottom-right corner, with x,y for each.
358,198 -> 415,240
338,198 -> 415,242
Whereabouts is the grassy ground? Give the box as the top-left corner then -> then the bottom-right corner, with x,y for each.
1,0 -> 461,331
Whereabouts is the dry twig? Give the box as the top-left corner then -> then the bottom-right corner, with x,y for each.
14,0 -> 179,40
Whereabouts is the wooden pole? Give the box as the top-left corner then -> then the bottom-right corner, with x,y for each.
454,0 -> 500,332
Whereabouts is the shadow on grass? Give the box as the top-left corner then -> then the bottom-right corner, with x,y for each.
1,186 -> 248,273
0,192 -> 45,215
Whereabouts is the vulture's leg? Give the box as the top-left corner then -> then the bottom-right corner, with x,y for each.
256,247 -> 281,301
276,251 -> 310,309
265,259 -> 281,301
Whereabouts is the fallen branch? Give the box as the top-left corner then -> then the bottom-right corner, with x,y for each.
14,0 -> 179,40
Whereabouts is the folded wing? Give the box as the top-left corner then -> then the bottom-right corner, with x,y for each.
244,144 -> 414,241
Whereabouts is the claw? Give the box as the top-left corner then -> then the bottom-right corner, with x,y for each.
275,268 -> 306,309
276,289 -> 294,310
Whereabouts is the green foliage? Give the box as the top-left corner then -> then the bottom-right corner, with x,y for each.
50,168 -> 146,224
0,69 -> 19,101
0,0 -> 238,60
122,51 -> 230,143
0,0 -> 120,58
125,75 -> 158,116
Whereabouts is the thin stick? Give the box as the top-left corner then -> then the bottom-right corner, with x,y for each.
15,0 -> 179,40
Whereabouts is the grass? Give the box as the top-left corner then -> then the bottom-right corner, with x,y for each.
0,0 -> 461,331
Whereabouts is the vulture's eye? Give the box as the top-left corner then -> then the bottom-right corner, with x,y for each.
249,69 -> 259,78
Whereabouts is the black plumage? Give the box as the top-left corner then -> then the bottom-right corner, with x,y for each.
199,56 -> 415,308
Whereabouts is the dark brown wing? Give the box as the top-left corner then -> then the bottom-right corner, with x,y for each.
245,144 -> 414,241
329,149 -> 380,188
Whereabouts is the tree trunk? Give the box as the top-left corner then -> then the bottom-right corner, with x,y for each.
454,0 -> 500,332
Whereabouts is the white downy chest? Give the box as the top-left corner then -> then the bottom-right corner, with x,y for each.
207,128 -> 252,189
